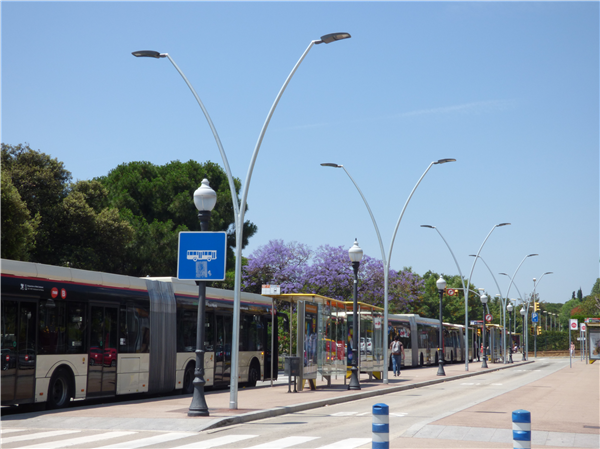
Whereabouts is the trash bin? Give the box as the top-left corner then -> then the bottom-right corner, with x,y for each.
284,356 -> 301,377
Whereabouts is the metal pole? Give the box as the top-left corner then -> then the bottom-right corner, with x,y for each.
271,299 -> 275,387
348,261 -> 361,390
508,310 -> 513,363
481,305 -> 488,368
437,288 -> 445,376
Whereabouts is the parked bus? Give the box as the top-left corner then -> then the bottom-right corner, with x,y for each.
1,259 -> 280,409
387,314 -> 474,368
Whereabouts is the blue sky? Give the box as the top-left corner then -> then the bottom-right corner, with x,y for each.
2,2 -> 598,305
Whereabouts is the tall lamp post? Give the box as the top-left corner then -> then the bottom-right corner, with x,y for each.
188,179 -> 217,417
133,32 -> 350,409
321,159 -> 455,384
507,303 -> 514,363
532,273 -> 552,358
520,307 -> 526,361
348,239 -> 363,390
421,223 -> 510,371
480,293 -> 489,368
436,276 -> 447,376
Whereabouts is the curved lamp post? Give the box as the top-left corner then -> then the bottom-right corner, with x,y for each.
321,158 -> 455,383
188,179 -> 217,417
436,276 -> 447,376
507,303 -> 514,363
421,223 -> 510,371
348,239 -> 363,390
133,32 -> 351,409
480,293 -> 489,368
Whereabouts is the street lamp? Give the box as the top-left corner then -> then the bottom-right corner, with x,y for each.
348,239 -> 363,390
188,179 -> 217,417
421,223 -> 510,371
133,32 -> 350,409
507,303 -> 514,363
321,158 -> 455,384
436,276 -> 447,376
520,307 -> 526,361
480,293 -> 489,368
532,272 -> 552,358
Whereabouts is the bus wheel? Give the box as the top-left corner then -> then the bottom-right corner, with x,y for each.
47,368 -> 72,410
182,363 -> 195,395
247,361 -> 260,387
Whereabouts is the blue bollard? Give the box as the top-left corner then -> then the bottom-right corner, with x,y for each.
512,409 -> 531,449
372,403 -> 389,449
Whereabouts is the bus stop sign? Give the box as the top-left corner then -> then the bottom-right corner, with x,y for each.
177,231 -> 227,281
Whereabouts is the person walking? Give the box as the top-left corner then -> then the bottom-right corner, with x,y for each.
570,342 -> 575,357
390,336 -> 404,377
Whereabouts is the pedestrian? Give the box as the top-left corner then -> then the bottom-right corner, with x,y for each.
570,342 -> 575,357
390,336 -> 404,377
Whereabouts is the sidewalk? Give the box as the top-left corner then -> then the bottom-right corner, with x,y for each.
397,358 -> 600,448
1,360 -> 531,433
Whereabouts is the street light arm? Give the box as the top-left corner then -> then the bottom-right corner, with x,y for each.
162,54 -> 240,219
469,255 -> 503,299
504,253 -> 538,299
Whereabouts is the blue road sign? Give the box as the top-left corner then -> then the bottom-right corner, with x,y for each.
177,231 -> 227,281
532,312 -> 539,323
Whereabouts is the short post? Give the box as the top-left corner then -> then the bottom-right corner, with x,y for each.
372,403 -> 389,449
512,409 -> 531,449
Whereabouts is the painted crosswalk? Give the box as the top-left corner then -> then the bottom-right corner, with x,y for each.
0,428 -> 372,449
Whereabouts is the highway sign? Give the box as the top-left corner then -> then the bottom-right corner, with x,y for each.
532,312 -> 539,323
177,231 -> 227,281
485,314 -> 492,322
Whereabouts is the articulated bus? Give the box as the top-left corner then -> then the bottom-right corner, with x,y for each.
387,314 -> 475,368
1,259 -> 280,409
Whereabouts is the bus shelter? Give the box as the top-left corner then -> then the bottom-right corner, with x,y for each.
264,293 -> 384,390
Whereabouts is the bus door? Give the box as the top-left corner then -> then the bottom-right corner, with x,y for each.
214,314 -> 232,385
262,312 -> 283,380
88,305 -> 118,396
1,300 -> 37,404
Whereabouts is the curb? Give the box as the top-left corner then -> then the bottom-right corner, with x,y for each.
201,360 -> 535,431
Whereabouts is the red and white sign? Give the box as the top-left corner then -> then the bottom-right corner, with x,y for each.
570,319 -> 578,330
485,314 -> 493,322
580,323 -> 587,332
446,288 -> 457,296
61,288 -> 67,299
51,287 -> 59,298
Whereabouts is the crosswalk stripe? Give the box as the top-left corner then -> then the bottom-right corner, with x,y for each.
316,438 -> 371,449
97,432 -> 195,448
330,412 -> 358,416
246,436 -> 320,448
173,434 -> 258,448
18,431 -> 136,449
0,428 -> 27,434
1,430 -> 80,444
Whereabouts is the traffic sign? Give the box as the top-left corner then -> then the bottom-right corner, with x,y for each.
177,231 -> 227,281
532,312 -> 539,323
485,314 -> 493,322
446,288 -> 457,296
570,319 -> 578,330
581,323 -> 587,332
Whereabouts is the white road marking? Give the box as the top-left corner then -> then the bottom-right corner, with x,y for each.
330,411 -> 358,416
18,432 -> 136,449
246,436 -> 320,448
173,435 -> 258,448
0,428 -> 27,434
98,432 -> 195,448
1,430 -> 80,444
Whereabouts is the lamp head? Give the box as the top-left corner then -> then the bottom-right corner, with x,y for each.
480,294 -> 488,304
528,254 -> 539,258
520,308 -> 526,316
132,50 -> 166,59
436,276 -> 447,291
496,223 -> 511,227
348,238 -> 363,263
507,304 -> 513,312
193,179 -> 217,212
434,158 -> 456,164
420,225 -> 435,229
316,32 -> 351,44
320,163 -> 341,168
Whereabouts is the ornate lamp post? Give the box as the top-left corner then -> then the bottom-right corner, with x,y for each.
435,276 -> 447,376
480,293 -> 489,368
348,239 -> 363,390
520,307 -> 526,361
507,303 -> 514,363
188,179 -> 217,417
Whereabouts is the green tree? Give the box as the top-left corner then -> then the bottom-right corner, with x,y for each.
577,288 -> 583,301
1,169 -> 40,260
97,160 -> 257,277
591,278 -> 600,296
